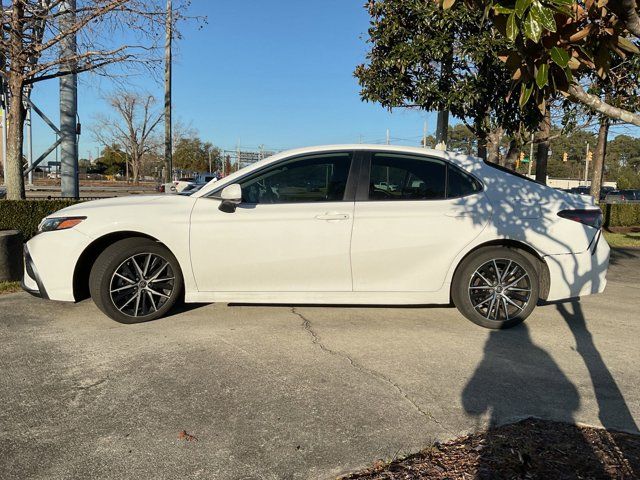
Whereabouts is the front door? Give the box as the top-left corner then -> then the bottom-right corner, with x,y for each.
190,151 -> 357,292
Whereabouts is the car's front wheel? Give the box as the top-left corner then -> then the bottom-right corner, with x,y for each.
89,238 -> 183,324
452,247 -> 539,329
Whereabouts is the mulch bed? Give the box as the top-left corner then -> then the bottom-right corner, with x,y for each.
341,418 -> 640,479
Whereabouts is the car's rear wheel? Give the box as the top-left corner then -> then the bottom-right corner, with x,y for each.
89,238 -> 183,324
452,247 -> 539,329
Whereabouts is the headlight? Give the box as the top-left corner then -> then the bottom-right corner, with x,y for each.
37,216 -> 86,234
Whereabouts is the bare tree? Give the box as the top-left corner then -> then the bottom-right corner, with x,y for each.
0,0 -> 194,199
92,91 -> 162,184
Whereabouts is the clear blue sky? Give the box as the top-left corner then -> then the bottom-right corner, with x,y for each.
29,0 -> 435,161
28,0 -> 636,162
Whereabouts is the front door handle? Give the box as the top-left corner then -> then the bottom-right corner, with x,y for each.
315,212 -> 350,221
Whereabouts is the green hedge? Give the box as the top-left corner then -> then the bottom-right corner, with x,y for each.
600,203 -> 640,228
0,200 -> 80,240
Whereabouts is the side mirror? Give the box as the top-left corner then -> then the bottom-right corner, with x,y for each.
219,183 -> 242,213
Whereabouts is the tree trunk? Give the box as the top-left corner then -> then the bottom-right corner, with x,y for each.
504,139 -> 519,170
5,80 -> 26,200
486,126 -> 503,165
477,137 -> 487,161
590,117 -> 610,199
535,109 -> 551,185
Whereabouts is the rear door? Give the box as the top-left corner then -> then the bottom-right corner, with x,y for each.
350,151 -> 491,292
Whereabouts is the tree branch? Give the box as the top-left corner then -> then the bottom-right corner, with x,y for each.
567,83 -> 640,127
613,0 -> 640,39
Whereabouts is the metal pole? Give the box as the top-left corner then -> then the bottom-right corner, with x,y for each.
423,120 -> 428,148
26,107 -> 33,185
208,150 -> 212,173
59,0 -> 79,198
164,0 -> 172,183
584,142 -> 590,184
1,105 -> 6,176
528,132 -> 534,177
386,129 -> 390,145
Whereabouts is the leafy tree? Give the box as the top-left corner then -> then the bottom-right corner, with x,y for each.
95,144 -> 128,176
447,124 -> 478,155
606,134 -> 640,174
356,0 -> 542,159
440,0 -> 640,126
173,136 -> 221,173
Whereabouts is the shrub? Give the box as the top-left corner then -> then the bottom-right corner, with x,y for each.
601,203 -> 640,228
0,200 -> 80,240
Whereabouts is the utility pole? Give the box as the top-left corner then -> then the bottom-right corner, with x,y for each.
386,129 -> 390,145
422,120 -> 428,148
208,150 -> 212,173
59,0 -> 79,198
26,107 -> 33,185
528,132 -> 534,177
584,142 -> 590,184
1,100 -> 6,176
163,0 -> 173,183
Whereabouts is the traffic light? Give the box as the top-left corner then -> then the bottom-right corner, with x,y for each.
517,151 -> 524,169
563,152 -> 568,162
587,150 -> 593,162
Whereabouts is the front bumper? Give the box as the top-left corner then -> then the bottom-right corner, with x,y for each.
544,230 -> 610,302
21,244 -> 49,299
21,228 -> 91,302
20,243 -> 49,299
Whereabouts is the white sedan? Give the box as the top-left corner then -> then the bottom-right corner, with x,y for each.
22,145 -> 610,329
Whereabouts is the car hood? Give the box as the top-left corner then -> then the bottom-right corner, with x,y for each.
51,194 -> 192,217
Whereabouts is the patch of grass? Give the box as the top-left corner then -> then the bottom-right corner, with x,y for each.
0,281 -> 21,295
603,230 -> 640,248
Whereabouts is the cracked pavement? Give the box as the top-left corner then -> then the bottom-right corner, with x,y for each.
1,248 -> 639,479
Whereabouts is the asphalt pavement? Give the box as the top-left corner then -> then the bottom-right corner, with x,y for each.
1,249 -> 639,479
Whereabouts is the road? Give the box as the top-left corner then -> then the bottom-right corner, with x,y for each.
1,249 -> 639,479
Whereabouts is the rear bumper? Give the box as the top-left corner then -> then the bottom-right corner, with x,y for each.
544,230 -> 610,302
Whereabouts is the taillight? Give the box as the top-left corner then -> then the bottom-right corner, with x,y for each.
558,209 -> 602,229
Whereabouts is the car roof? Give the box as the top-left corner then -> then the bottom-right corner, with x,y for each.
194,144 -> 480,197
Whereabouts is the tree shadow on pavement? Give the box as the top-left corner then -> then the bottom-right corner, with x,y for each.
462,305 -> 638,478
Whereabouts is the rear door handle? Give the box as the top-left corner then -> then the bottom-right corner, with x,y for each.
315,212 -> 350,221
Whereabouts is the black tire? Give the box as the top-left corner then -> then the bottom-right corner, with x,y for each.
452,247 -> 539,329
89,237 -> 183,324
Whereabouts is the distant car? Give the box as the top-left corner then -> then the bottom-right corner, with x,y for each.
568,186 -> 591,196
605,189 -> 640,203
23,145 -> 610,330
174,177 -> 195,193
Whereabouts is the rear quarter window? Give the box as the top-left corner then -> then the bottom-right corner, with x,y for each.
447,165 -> 482,198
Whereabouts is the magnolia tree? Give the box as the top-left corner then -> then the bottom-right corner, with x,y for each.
0,0 -> 194,199
437,0 -> 640,124
356,0 -> 543,161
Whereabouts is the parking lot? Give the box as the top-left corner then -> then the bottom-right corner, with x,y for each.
1,249 -> 639,479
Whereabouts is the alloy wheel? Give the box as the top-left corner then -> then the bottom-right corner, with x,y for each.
109,253 -> 175,318
468,258 -> 532,322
